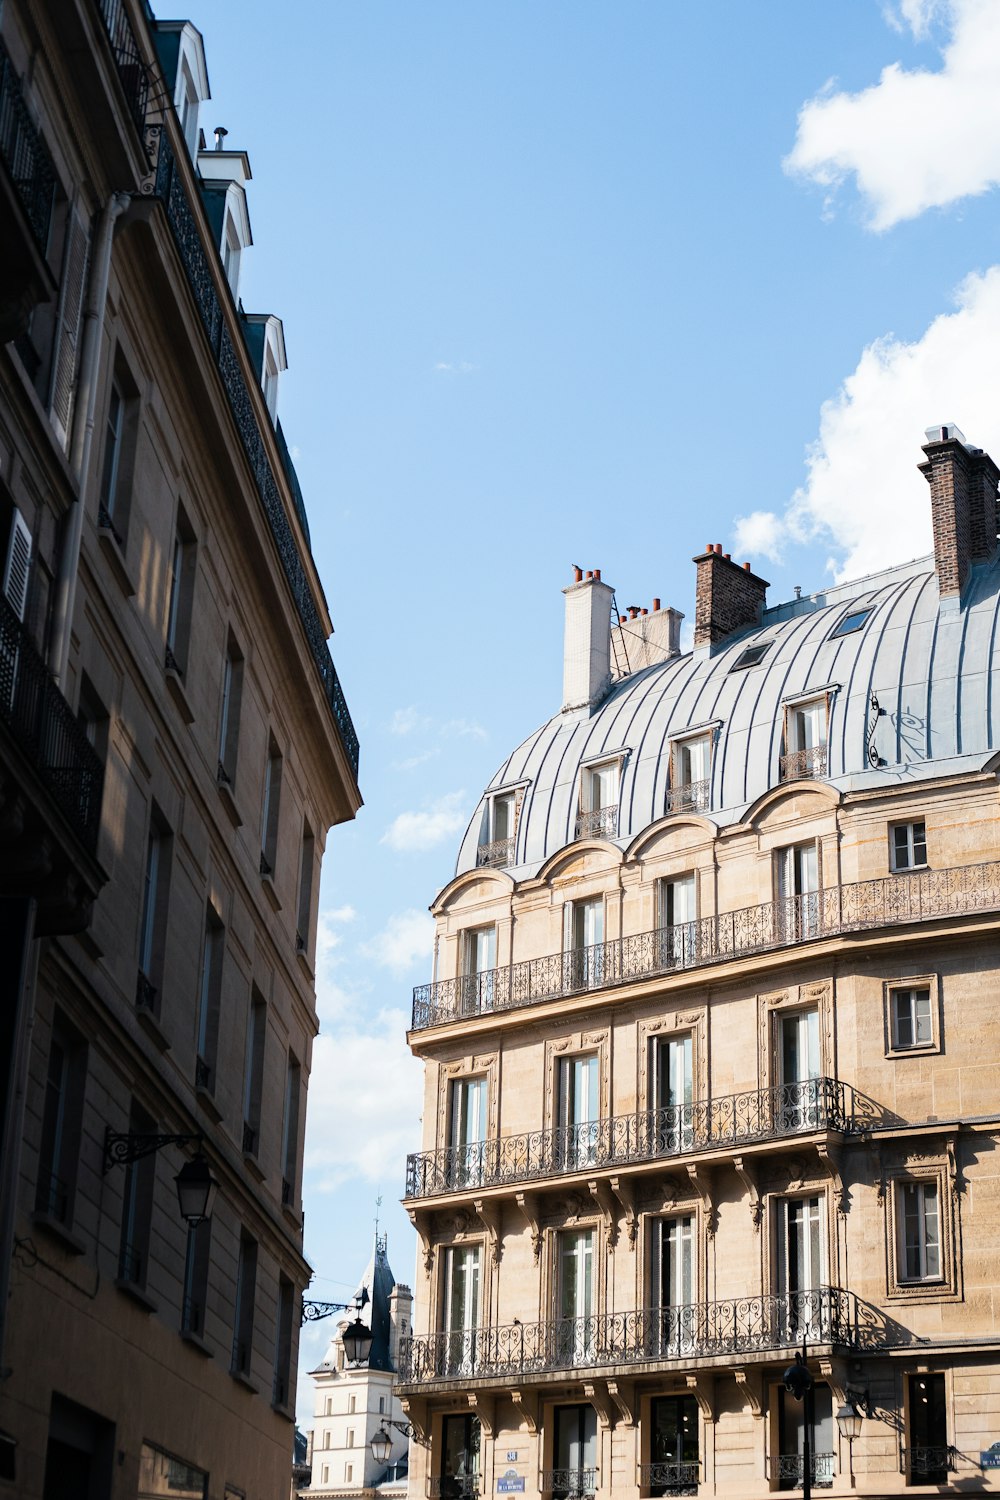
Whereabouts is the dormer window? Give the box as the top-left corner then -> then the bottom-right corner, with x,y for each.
223,213 -> 242,294
156,21 -> 210,159
575,760 -> 620,840
197,145 -> 253,299
781,695 -> 829,782
666,731 -> 712,814
477,788 -> 520,869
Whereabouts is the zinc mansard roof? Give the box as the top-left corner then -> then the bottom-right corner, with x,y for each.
455,551 -> 1000,879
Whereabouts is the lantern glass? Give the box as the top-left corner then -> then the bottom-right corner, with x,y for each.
342,1316 -> 373,1366
371,1427 -> 393,1465
175,1154 -> 217,1226
836,1402 -> 864,1441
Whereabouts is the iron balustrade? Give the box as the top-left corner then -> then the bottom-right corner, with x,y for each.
575,804 -> 619,840
541,1469 -> 597,1498
0,37 -> 56,249
640,1462 -> 700,1496
147,131 -> 360,778
770,1453 -> 835,1490
664,779 -> 710,814
396,1288 -> 887,1386
94,0 -> 149,137
477,836 -> 514,869
901,1446 -> 955,1481
0,595 -> 104,853
405,1077 -> 862,1199
412,860 -> 1000,1030
780,745 -> 828,782
428,1479 -> 481,1499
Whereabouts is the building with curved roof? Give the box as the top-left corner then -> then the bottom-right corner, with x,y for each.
398,427 -> 1000,1498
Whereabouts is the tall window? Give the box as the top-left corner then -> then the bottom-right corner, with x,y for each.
137,808 -> 171,1016
97,359 -> 138,542
442,1244 -> 481,1377
781,697 -> 828,780
449,1076 -> 487,1188
440,1413 -> 481,1499
281,1053 -> 301,1209
231,1230 -> 258,1376
575,761 -> 618,839
649,1396 -> 699,1497
260,739 -> 283,876
667,733 -> 711,812
776,1196 -> 825,1338
551,1405 -> 597,1500
650,1033 -> 693,1152
273,1275 -> 294,1408
223,214 -> 242,293
892,821 -> 927,871
776,1008 -> 820,1130
165,508 -> 196,674
557,1054 -> 600,1170
296,823 -> 315,952
657,874 -> 697,966
218,635 -> 244,787
899,1181 -> 941,1282
478,790 -> 517,867
35,1012 -> 87,1225
556,1228 -> 595,1363
99,380 -> 124,525
775,842 -> 821,942
905,1374 -> 948,1484
181,1217 -> 211,1338
196,906 -> 224,1093
460,925 -> 496,1014
118,1100 -> 156,1289
565,898 -> 604,989
650,1215 -> 695,1355
242,989 -> 267,1157
777,1384 -> 835,1490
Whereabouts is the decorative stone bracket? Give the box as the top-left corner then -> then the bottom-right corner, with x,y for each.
583,1380 -> 616,1431
515,1191 -> 543,1263
609,1175 -> 638,1248
733,1367 -> 763,1420
687,1163 -> 718,1237
816,1143 -> 849,1216
407,1208 -> 435,1274
511,1389 -> 539,1435
733,1155 -> 764,1233
468,1392 -> 496,1438
588,1179 -> 619,1249
687,1373 -> 716,1424
474,1198 -> 503,1264
607,1378 -> 636,1427
399,1398 -> 429,1446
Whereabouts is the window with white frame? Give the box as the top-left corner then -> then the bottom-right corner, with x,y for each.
478,789 -> 519,867
891,820 -> 927,871
775,842 -> 821,941
781,696 -> 828,781
891,987 -> 933,1050
449,1075 -> 488,1186
898,1180 -> 941,1282
565,898 -> 604,989
667,732 -> 712,813
657,873 -> 697,966
223,213 -> 242,294
556,1053 -> 600,1169
441,1243 -> 482,1378
459,925 -> 496,1015
575,760 -> 619,839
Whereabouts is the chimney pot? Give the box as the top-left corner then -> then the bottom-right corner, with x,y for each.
693,549 -> 769,650
723,552 -> 731,561
641,608 -> 648,616
743,562 -> 751,572
594,568 -> 602,581
652,597 -> 661,612
573,566 -> 583,583
714,543 -> 722,554
585,571 -> 593,580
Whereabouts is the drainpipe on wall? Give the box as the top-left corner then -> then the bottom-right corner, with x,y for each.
50,189 -> 131,687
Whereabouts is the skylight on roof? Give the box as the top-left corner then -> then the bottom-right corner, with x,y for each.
830,607 -> 873,639
730,642 -> 771,672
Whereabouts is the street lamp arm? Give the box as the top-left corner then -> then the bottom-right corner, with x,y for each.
300,1286 -> 370,1324
103,1127 -> 203,1171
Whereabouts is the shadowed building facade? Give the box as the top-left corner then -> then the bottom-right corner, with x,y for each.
399,427 -> 1000,1497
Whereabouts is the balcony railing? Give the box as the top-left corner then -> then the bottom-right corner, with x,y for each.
770,1453 -> 835,1490
477,836 -> 514,869
95,0 -> 149,137
780,744 -> 827,782
640,1462 -> 699,1496
405,1077 -> 863,1199
541,1469 -> 597,1499
148,131 -> 360,778
0,37 -> 56,249
575,805 -> 618,840
664,779 -> 709,815
396,1288 -> 886,1386
412,860 -> 1000,1030
428,1479 -> 481,1499
0,595 -> 104,854
901,1446 -> 955,1481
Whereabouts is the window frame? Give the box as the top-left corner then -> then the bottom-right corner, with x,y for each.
35,1009 -> 88,1229
574,754 -> 625,840
729,640 -> 772,672
897,1179 -> 943,1285
829,606 -> 873,639
890,820 -> 928,873
666,730 -> 713,813
883,975 -> 941,1058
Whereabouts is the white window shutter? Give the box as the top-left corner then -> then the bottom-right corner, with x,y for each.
49,205 -> 91,452
3,509 -> 32,622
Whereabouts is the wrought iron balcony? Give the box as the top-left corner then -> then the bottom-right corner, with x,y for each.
575,805 -> 618,840
780,744 -> 827,782
770,1453 -> 834,1490
477,836 -> 514,869
147,131 -> 360,778
640,1462 -> 699,1496
664,779 -> 710,815
901,1446 -> 955,1481
405,1077 -> 863,1199
541,1469 -> 597,1499
396,1287 -> 886,1386
95,0 -> 149,137
0,37 -> 56,249
429,1479 -> 481,1499
412,860 -> 1000,1029
0,595 -> 104,854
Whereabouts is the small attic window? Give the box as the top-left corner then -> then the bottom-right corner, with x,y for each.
263,348 -> 279,421
178,60 -> 200,154
730,641 -> 771,672
223,213 -> 241,294
830,606 -> 873,639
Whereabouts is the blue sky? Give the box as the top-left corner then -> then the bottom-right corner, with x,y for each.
164,0 -> 1000,1421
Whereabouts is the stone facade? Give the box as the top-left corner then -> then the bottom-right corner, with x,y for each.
0,3 -> 360,1497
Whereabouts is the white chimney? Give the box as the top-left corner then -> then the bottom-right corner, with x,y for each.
563,572 -> 614,713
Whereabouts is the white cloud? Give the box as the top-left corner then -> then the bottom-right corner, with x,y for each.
734,266 -> 1000,581
362,908 -> 435,976
433,360 -> 477,375
786,0 -> 1000,230
303,1011 -> 423,1191
390,705 -> 428,737
393,747 -> 441,772
441,717 -> 488,742
325,904 -> 356,924
381,791 -> 468,853
731,510 -> 786,565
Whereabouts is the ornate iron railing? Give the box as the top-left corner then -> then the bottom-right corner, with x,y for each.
396,1288 -> 887,1385
900,1446 -> 954,1479
664,779 -> 710,814
780,744 -> 827,782
575,805 -> 618,840
541,1469 -> 597,1498
405,1077 -> 863,1198
0,37 -> 56,249
770,1453 -> 834,1489
428,1478 -> 480,1499
0,595 -> 104,853
148,131 -> 360,777
640,1461 -> 699,1495
94,0 -> 149,137
412,860 -> 1000,1029
477,836 -> 514,869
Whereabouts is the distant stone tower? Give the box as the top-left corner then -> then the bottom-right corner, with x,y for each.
301,1236 -> 413,1499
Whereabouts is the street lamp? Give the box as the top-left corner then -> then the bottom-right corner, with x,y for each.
341,1314 -> 374,1366
371,1420 -> 413,1466
836,1400 -> 864,1443
174,1153 -> 217,1227
103,1128 -> 217,1227
782,1345 -> 814,1500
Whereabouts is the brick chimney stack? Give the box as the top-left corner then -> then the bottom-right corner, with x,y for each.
692,544 -> 769,649
920,425 -> 1000,601
562,571 -> 614,713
